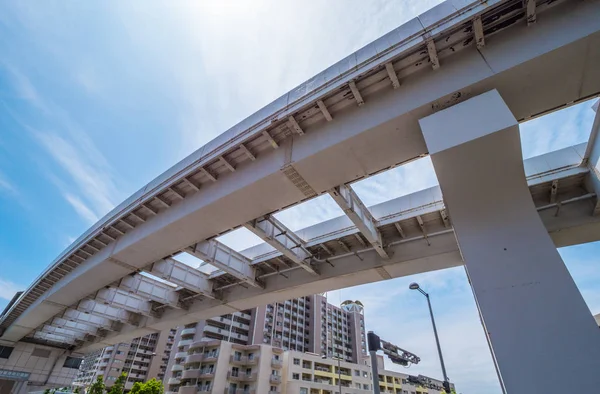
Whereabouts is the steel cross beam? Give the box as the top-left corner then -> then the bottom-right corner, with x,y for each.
328,184 -> 389,259
95,288 -> 156,317
40,324 -> 92,340
50,317 -> 99,335
188,239 -> 262,288
76,299 -> 140,325
148,258 -> 216,299
62,308 -> 120,331
119,274 -> 183,309
244,215 -> 318,275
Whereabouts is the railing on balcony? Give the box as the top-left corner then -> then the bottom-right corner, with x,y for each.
271,359 -> 283,368
223,389 -> 256,394
269,375 -> 281,384
167,378 -> 181,385
171,364 -> 184,372
177,386 -> 198,394
181,327 -> 197,336
185,353 -> 204,364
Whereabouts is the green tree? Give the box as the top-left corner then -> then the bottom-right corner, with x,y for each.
74,387 -> 80,394
88,376 -> 105,394
43,389 -> 50,394
107,373 -> 127,394
129,379 -> 163,394
129,382 -> 142,394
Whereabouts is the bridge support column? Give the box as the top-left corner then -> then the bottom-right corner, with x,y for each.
419,90 -> 600,393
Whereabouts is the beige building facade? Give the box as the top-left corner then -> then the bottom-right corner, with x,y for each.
168,341 -> 453,394
168,340 -> 283,394
73,329 -> 175,390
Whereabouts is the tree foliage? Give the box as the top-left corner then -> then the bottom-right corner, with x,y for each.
107,373 -> 127,394
88,376 -> 105,394
129,379 -> 164,394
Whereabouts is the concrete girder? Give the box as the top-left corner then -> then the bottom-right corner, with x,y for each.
420,89 -> 600,393
148,258 -> 216,299
244,215 -> 318,275
95,288 -> 155,317
188,240 -> 262,288
119,274 -> 183,309
328,184 -> 389,259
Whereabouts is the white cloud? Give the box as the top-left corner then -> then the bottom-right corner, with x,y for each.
0,278 -> 23,302
64,193 -> 99,225
3,62 -> 120,224
0,172 -> 18,196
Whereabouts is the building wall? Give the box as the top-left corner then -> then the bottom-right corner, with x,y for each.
168,340 -> 284,394
281,350 -> 452,394
0,342 -> 82,393
73,329 -> 174,390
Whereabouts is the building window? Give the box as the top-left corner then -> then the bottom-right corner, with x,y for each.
292,373 -> 300,380
293,358 -> 300,365
63,356 -> 83,369
300,388 -> 308,394
0,346 -> 14,359
354,370 -> 360,376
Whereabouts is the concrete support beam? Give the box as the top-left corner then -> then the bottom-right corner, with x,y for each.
148,258 -> 216,298
188,240 -> 261,288
329,184 -> 389,259
244,215 -> 318,275
119,274 -> 182,309
583,104 -> 600,215
420,90 -> 600,393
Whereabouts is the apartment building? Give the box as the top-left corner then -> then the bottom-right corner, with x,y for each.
73,330 -> 175,390
166,341 -> 453,394
282,350 -> 454,394
166,339 -> 283,394
164,296 -> 366,386
252,296 -> 366,363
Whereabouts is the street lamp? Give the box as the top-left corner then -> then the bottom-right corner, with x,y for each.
322,355 -> 342,394
409,282 -> 451,393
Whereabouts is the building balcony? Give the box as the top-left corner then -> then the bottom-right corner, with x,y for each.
227,372 -> 257,382
175,352 -> 188,360
203,353 -> 219,362
199,371 -> 215,378
167,378 -> 181,386
223,389 -> 255,394
181,328 -> 197,336
271,359 -> 283,368
229,355 -> 248,365
182,369 -> 201,379
246,356 -> 259,365
269,375 -> 281,384
178,339 -> 193,348
204,325 -> 228,336
185,353 -> 204,364
268,392 -> 281,394
233,311 -> 252,320
178,386 -> 198,394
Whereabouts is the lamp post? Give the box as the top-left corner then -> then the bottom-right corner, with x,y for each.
409,282 -> 451,393
322,355 -> 342,394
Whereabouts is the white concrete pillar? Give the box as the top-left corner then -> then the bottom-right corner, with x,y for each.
419,90 -> 600,393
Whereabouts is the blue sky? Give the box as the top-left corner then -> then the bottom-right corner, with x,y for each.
0,1 -> 598,393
